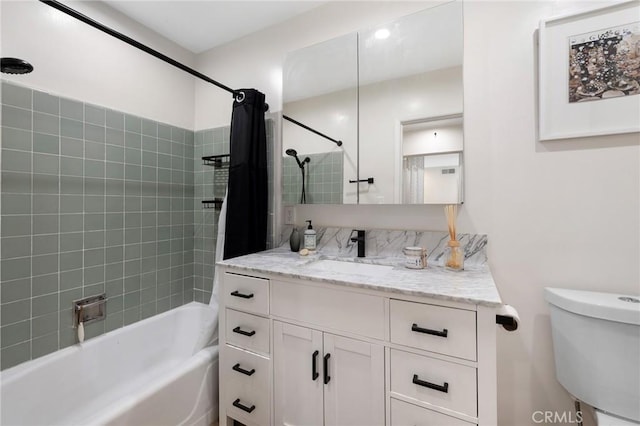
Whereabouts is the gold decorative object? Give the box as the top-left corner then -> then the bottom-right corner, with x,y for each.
444,205 -> 464,271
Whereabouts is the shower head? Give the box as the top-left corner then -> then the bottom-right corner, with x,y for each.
1,58 -> 34,75
285,149 -> 310,169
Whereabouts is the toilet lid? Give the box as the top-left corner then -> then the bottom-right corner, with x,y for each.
596,410 -> 640,426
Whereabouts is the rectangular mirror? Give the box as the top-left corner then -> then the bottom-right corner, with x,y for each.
358,1 -> 464,204
282,33 -> 358,204
281,1 -> 463,205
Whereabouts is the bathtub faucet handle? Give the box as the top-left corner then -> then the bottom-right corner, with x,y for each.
72,293 -> 107,342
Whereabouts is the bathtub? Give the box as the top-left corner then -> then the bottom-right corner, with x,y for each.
0,302 -> 219,426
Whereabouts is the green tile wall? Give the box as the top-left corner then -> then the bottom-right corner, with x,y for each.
0,81 -> 195,370
193,126 -> 229,303
283,151 -> 343,204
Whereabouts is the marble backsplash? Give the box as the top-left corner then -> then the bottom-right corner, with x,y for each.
278,226 -> 488,268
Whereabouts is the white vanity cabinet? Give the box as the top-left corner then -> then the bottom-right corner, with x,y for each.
273,321 -> 385,426
218,267 -> 498,426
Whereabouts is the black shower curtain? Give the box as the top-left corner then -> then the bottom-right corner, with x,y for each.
223,89 -> 268,259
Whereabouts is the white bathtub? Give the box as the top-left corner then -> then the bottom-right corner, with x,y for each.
0,302 -> 219,426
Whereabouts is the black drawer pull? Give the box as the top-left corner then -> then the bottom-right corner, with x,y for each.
412,374 -> 449,393
233,398 -> 256,413
323,353 -> 331,384
232,363 -> 255,376
411,323 -> 448,338
231,290 -> 254,299
312,350 -> 319,381
233,326 -> 256,337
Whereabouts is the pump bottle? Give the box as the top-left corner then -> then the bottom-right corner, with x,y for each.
303,220 -> 316,252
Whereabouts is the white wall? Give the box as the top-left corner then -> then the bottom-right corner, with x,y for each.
1,0 -> 195,128
403,125 -> 464,156
195,1 -> 640,425
465,3 -> 638,425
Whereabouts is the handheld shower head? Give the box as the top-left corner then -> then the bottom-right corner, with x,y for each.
286,149 -> 311,204
286,148 -> 307,169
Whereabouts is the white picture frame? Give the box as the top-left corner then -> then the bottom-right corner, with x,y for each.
538,1 -> 640,141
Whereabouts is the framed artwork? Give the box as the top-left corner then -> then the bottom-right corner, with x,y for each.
538,1 -> 640,140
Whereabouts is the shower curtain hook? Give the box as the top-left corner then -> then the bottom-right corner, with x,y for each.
235,91 -> 245,103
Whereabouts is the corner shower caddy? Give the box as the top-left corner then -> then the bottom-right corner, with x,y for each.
201,153 -> 229,209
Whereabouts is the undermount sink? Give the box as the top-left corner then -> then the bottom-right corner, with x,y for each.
306,259 -> 394,277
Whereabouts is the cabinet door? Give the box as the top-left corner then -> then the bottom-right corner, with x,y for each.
323,333 -> 385,426
274,321 -> 324,426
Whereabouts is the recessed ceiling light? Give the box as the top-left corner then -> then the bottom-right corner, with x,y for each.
374,28 -> 390,40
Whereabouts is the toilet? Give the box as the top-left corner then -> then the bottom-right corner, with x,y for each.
545,288 -> 640,425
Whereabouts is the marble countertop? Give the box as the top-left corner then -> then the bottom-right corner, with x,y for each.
218,248 -> 502,307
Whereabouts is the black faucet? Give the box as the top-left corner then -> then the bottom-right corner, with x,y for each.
350,230 -> 366,258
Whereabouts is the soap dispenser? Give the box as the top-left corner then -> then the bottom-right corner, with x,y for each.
304,220 -> 317,252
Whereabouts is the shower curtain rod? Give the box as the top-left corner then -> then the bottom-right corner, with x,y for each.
40,0 -> 343,147
283,115 -> 343,147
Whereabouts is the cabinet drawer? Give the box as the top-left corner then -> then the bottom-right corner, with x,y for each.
226,309 -> 270,354
390,299 -> 476,360
224,272 -> 269,315
271,279 -> 385,340
223,344 -> 270,426
390,349 -> 477,418
391,398 -> 476,426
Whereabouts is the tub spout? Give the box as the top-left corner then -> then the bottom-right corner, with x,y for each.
77,306 -> 85,343
77,321 -> 85,343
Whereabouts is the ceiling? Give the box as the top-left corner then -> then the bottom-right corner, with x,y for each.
103,1 -> 324,54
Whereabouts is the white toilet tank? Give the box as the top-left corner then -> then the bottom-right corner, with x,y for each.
545,288 -> 640,423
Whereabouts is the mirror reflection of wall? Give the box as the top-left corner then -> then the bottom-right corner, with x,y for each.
281,1 -> 463,205
401,115 -> 463,204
